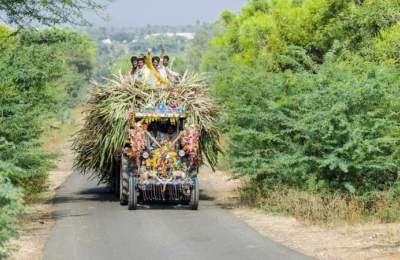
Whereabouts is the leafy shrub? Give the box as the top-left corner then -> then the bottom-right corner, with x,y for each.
215,59 -> 400,195
0,25 -> 96,254
0,177 -> 25,259
188,0 -> 400,223
0,26 -> 96,197
367,23 -> 400,65
0,140 -> 55,197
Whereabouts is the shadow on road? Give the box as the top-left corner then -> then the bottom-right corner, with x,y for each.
52,185 -> 220,211
53,186 -> 119,205
199,190 -> 214,201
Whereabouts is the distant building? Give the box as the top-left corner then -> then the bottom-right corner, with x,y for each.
101,38 -> 112,45
175,33 -> 195,40
144,33 -> 194,40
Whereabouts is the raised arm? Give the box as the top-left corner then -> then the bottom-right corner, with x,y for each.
145,48 -> 169,86
160,44 -> 166,65
145,48 -> 153,68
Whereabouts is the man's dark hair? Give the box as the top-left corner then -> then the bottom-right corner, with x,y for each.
152,56 -> 160,62
130,56 -> 138,64
163,55 -> 170,61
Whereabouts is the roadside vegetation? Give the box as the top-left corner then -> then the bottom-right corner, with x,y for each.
0,25 -> 96,257
196,0 -> 400,224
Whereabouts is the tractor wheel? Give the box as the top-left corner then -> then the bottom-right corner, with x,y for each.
128,176 -> 138,210
114,159 -> 121,197
120,154 -> 129,206
189,177 -> 199,210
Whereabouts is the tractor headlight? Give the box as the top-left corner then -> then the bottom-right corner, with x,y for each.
178,150 -> 186,157
142,151 -> 150,159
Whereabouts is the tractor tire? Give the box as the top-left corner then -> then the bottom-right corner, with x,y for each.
128,176 -> 138,210
189,177 -> 199,210
114,159 -> 121,197
120,154 -> 129,206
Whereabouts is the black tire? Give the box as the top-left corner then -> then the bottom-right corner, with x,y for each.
128,176 -> 138,210
114,159 -> 121,197
189,177 -> 199,210
120,154 -> 129,205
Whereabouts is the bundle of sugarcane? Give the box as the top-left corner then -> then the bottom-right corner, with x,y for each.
72,72 -> 222,184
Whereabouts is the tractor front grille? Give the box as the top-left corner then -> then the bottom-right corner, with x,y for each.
138,183 -> 192,202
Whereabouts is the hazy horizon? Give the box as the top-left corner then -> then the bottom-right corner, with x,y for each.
85,0 -> 248,28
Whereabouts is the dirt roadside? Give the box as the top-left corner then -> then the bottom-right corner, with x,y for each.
9,141 -> 74,260
9,108 -> 81,260
199,169 -> 400,260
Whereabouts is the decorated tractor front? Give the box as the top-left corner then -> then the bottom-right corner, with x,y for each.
73,73 -> 222,211
119,103 -> 200,210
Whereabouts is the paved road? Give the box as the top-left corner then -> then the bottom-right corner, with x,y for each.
44,171 -> 310,260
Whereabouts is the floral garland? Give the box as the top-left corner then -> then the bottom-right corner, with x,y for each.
128,116 -> 147,158
181,126 -> 200,166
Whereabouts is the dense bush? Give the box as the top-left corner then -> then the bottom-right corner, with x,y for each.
0,176 -> 24,259
0,25 -> 96,254
200,0 -> 400,202
214,60 -> 400,195
0,26 -> 96,193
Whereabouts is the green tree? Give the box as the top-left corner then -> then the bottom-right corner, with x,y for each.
207,0 -> 400,66
0,25 -> 96,255
204,0 -> 400,197
0,0 -> 107,26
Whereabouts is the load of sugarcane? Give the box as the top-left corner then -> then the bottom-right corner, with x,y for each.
72,72 -> 222,184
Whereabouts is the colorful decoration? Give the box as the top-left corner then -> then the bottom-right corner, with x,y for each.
181,126 -> 200,166
126,106 -> 200,185
136,103 -> 185,125
138,103 -> 185,114
128,124 -> 145,157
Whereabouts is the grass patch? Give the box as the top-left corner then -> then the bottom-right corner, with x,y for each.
41,106 -> 83,152
239,183 -> 400,225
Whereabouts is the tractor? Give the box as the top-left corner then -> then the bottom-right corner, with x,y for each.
115,104 -> 200,210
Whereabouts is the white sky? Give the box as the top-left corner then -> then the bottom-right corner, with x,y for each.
85,0 -> 249,27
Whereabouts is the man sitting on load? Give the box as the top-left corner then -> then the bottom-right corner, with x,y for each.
129,56 -> 137,76
158,46 -> 180,84
133,55 -> 146,81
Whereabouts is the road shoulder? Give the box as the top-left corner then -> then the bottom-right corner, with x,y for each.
9,141 -> 75,260
200,169 -> 400,260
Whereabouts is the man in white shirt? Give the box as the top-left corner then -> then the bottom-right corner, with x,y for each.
160,45 -> 180,84
133,55 -> 146,82
161,55 -> 180,84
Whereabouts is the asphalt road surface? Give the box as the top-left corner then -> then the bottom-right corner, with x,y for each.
44,171 -> 311,260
